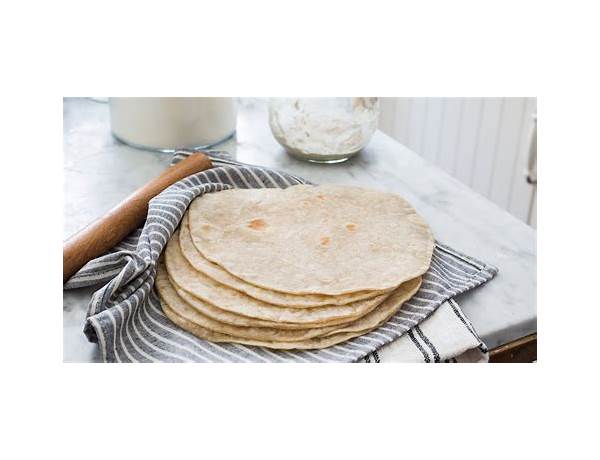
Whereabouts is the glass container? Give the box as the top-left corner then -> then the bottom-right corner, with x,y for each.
268,97 -> 379,163
109,97 -> 237,152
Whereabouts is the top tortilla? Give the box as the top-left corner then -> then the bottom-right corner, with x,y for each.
165,229 -> 392,325
188,185 -> 434,295
179,213 -> 389,307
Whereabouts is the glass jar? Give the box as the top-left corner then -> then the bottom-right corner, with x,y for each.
109,97 -> 237,152
268,97 -> 379,163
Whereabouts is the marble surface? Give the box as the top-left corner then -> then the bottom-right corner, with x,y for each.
63,97 -> 537,362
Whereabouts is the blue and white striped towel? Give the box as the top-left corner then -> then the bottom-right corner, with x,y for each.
64,151 -> 497,363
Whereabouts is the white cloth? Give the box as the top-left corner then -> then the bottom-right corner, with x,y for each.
363,300 -> 488,363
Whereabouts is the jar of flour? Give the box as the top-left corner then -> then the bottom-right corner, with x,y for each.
268,98 -> 379,163
109,97 -> 237,152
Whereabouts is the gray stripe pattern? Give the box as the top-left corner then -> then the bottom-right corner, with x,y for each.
65,151 -> 498,362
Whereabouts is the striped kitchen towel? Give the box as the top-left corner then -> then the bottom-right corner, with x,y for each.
363,300 -> 489,363
64,151 -> 498,363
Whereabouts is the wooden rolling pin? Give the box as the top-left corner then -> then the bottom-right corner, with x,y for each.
63,153 -> 213,283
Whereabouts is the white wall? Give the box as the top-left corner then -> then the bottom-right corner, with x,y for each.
379,97 -> 537,227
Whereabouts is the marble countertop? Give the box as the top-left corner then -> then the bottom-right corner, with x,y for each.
63,97 -> 537,362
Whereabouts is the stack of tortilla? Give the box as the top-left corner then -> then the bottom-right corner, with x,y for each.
156,184 -> 435,349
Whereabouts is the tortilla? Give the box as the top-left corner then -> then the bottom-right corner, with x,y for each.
188,185 -> 434,295
160,291 -> 419,350
165,230 -> 392,325
172,277 -> 353,330
156,265 -> 340,341
179,214 -> 388,307
322,277 -> 421,336
157,262 -> 422,348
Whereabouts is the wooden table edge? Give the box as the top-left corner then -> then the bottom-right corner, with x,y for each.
489,333 -> 537,363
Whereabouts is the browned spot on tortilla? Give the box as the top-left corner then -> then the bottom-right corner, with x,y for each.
248,218 -> 267,230
320,236 -> 330,246
346,223 -> 356,231
317,194 -> 326,200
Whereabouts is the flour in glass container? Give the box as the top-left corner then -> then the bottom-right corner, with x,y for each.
109,97 -> 237,152
268,98 -> 379,162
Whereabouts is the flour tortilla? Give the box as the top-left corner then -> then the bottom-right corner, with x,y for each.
322,277 -> 421,336
188,185 -> 434,295
161,280 -> 420,350
165,230 -> 391,325
179,214 -> 388,307
161,303 -> 364,350
156,264 -> 340,341
155,264 -> 421,347
172,277 -> 353,330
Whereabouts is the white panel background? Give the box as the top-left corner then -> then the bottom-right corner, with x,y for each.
379,97 -> 537,226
